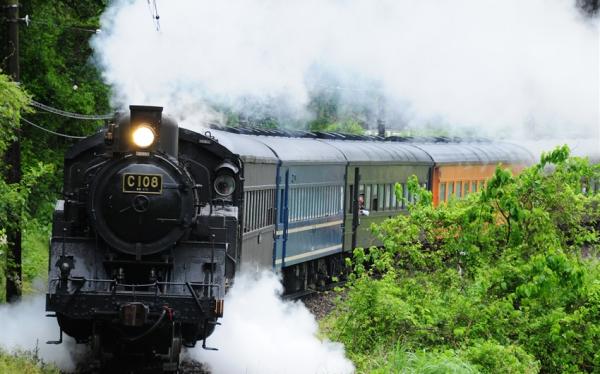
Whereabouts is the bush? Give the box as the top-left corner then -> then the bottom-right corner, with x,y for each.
0,349 -> 59,374
462,341 -> 539,374
373,346 -> 478,374
326,147 -> 600,373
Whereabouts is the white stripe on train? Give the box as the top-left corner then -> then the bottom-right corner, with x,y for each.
275,244 -> 343,265
275,219 -> 343,236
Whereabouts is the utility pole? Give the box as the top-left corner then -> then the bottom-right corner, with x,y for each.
3,0 -> 21,302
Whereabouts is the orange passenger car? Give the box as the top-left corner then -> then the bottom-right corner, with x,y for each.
412,142 -> 533,206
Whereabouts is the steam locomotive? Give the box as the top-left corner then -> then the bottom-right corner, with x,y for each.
46,106 -> 237,372
45,105 -> 533,372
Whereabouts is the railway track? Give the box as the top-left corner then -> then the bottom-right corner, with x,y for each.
283,280 -> 347,300
63,359 -> 210,374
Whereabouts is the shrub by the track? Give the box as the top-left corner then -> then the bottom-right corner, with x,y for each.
325,146 -> 600,373
0,349 -> 59,374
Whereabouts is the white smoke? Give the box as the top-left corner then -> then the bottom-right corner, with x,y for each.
92,0 -> 599,138
187,271 -> 354,374
0,296 -> 85,372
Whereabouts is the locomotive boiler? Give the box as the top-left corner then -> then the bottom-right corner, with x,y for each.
46,106 -> 241,372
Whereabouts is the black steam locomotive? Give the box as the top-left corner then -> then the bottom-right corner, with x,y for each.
46,106 -> 239,372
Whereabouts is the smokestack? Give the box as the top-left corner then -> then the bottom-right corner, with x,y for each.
239,113 -> 249,128
377,95 -> 385,137
377,119 -> 385,138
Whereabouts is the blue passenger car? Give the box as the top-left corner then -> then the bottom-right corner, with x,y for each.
255,137 -> 347,270
209,128 -> 533,295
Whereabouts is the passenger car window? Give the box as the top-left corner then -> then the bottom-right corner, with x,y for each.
371,184 -> 379,211
440,182 -> 446,202
384,184 -> 391,210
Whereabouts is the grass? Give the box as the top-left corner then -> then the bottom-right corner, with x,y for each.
21,220 -> 51,294
0,349 -> 59,374
338,344 -> 479,374
0,219 -> 49,302
371,346 -> 478,374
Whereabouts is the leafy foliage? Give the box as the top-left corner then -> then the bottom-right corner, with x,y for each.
0,348 -> 59,374
307,89 -> 367,135
0,74 -> 30,154
327,146 -> 600,373
19,0 -> 110,224
310,118 -> 365,135
0,74 -> 52,301
0,2 -> 110,301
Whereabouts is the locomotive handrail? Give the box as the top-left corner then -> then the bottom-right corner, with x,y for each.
48,277 -> 221,297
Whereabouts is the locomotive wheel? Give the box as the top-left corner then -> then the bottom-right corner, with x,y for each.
91,333 -> 101,358
163,322 -> 182,373
90,326 -> 110,371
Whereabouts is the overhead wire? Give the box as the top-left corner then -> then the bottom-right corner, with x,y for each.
147,0 -> 160,31
21,118 -> 87,139
30,100 -> 113,120
24,17 -> 100,34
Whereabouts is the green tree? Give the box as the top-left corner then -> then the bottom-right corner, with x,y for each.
0,1 -> 110,298
0,73 -> 29,153
0,73 -> 30,302
307,89 -> 367,135
19,0 -> 110,222
311,118 -> 365,135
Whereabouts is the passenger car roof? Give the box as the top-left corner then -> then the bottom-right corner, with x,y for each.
320,140 -> 433,164
208,130 -> 347,163
255,136 -> 347,163
201,127 -> 534,166
207,129 -> 279,164
410,142 -> 534,164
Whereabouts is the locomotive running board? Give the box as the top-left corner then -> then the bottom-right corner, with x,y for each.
47,327 -> 63,345
45,313 -> 64,345
201,320 -> 221,351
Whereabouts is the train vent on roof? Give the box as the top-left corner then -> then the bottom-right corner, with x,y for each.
211,124 -> 495,144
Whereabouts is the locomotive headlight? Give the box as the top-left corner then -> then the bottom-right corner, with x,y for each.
214,173 -> 236,197
132,124 -> 156,148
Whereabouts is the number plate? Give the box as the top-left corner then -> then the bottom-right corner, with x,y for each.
122,173 -> 163,194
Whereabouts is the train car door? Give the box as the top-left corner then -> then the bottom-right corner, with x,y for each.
273,168 -> 290,270
351,167 -> 360,250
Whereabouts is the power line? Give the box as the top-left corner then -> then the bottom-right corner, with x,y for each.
31,100 -> 113,120
21,117 -> 87,139
25,17 -> 100,33
147,0 -> 160,31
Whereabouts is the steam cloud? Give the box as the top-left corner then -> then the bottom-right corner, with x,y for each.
0,296 -> 84,371
92,0 -> 598,139
187,271 -> 354,374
